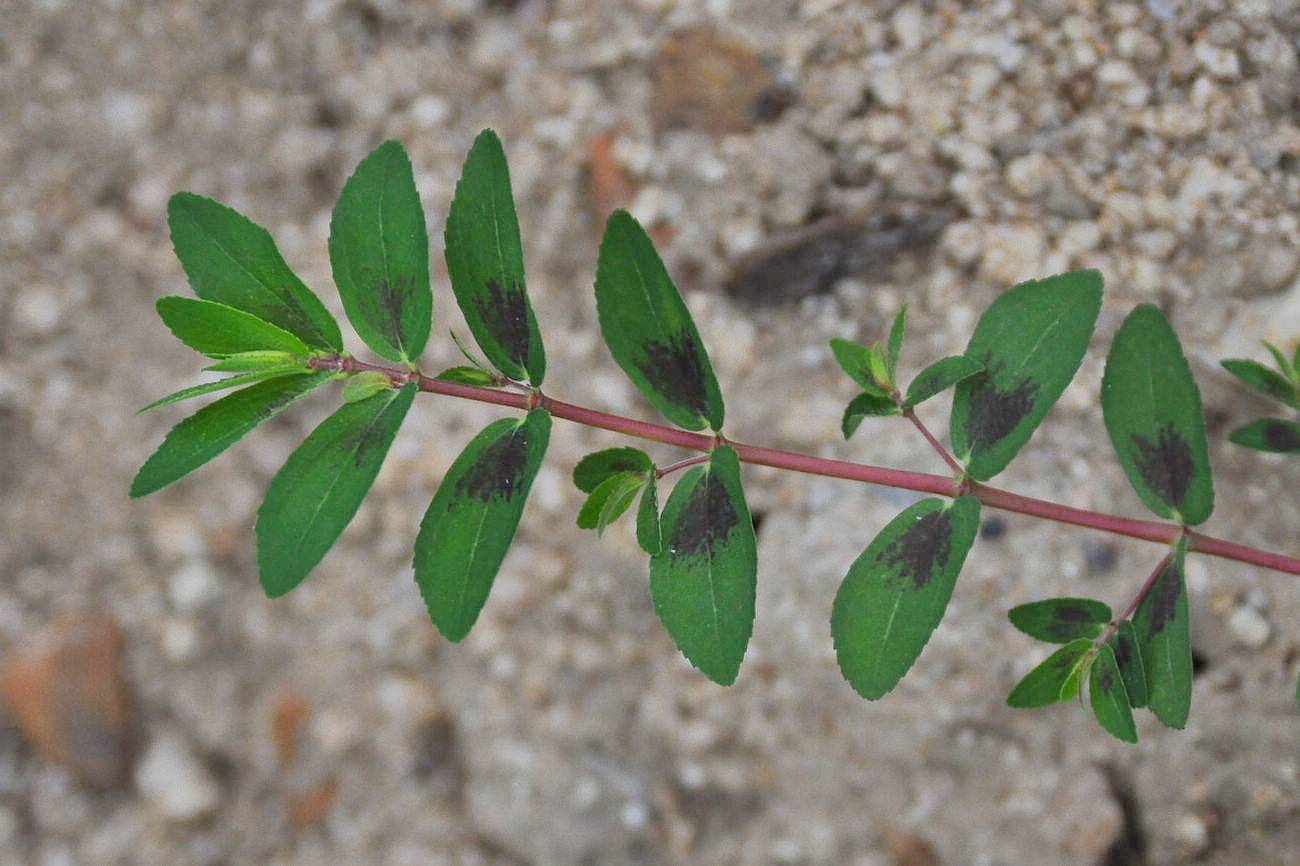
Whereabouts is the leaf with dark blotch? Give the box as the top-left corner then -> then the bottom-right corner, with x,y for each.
434,366 -> 499,387
903,356 -> 984,408
887,305 -> 907,383
1228,418 -> 1300,454
1008,597 -> 1112,643
1132,538 -> 1191,728
1006,638 -> 1093,708
650,447 -> 755,685
842,392 -> 900,438
1220,359 -> 1298,409
637,476 -> 662,555
445,130 -> 545,384
131,373 -> 330,496
573,447 -> 654,493
830,339 -> 890,396
155,297 -> 310,359
832,496 -> 981,700
1110,620 -> 1147,708
329,140 -> 432,363
950,270 -> 1102,480
256,384 -> 416,597
595,210 -> 724,431
168,193 -> 341,350
414,409 -> 551,641
1089,643 -> 1138,743
137,368 -> 309,414
1102,304 -> 1214,525
577,471 -> 644,532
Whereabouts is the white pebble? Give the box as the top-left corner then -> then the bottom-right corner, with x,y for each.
136,737 -> 220,821
1227,606 -> 1271,649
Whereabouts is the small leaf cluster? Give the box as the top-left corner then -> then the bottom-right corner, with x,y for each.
136,131 -> 1261,743
1220,343 -> 1300,454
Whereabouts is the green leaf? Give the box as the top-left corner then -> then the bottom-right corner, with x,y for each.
1132,538 -> 1192,729
887,305 -> 907,384
572,447 -> 654,493
1220,359 -> 1298,409
329,140 -> 432,363
1007,597 -> 1112,643
137,369 -> 306,414
167,192 -> 342,350
842,392 -> 900,438
414,409 -> 551,641
595,210 -> 724,431
1089,643 -> 1138,743
1263,342 -> 1296,383
1294,343 -> 1300,380
831,496 -> 981,700
650,446 -> 755,685
255,384 -> 416,597
131,373 -> 329,497
577,471 -> 644,532
637,476 -> 662,556
342,371 -> 394,403
1110,620 -> 1148,709
951,269 -> 1103,480
434,366 -> 499,387
445,130 -> 546,385
1228,418 -> 1300,453
1006,638 -> 1093,708
155,296 -> 310,358
204,351 -> 304,373
1102,304 -> 1214,525
829,339 -> 891,396
902,356 -> 984,409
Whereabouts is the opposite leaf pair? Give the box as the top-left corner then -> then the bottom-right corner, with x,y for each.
1221,343 -> 1300,454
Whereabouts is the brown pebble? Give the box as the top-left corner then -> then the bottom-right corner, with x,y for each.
651,27 -> 788,136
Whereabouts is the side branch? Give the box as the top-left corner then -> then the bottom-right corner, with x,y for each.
335,359 -> 1300,577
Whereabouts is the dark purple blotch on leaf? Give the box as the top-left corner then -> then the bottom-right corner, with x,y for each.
1046,604 -> 1094,640
1113,632 -> 1133,668
454,428 -> 529,502
879,509 -> 952,589
1131,423 -> 1194,508
476,278 -> 532,367
637,332 -> 710,418
671,472 -> 738,557
372,274 -> 413,347
1263,420 -> 1300,451
1141,559 -> 1183,636
964,360 -> 1039,452
1096,665 -> 1116,693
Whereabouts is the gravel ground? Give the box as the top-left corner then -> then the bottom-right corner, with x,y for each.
1,1 -> 1298,864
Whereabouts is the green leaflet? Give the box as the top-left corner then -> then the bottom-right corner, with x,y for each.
650,447 -> 755,685
842,393 -> 900,438
155,296 -> 310,358
577,471 -> 645,533
329,141 -> 432,363
831,496 -> 981,700
1089,643 -> 1138,743
256,384 -> 416,597
414,409 -> 551,641
1110,620 -> 1148,708
204,351 -> 304,373
886,305 -> 907,384
137,368 -> 307,414
1220,359 -> 1298,409
445,130 -> 546,385
829,339 -> 891,396
573,447 -> 654,493
903,356 -> 984,409
1102,305 -> 1214,525
1006,638 -> 1093,708
342,371 -> 394,403
637,476 -> 662,556
131,373 -> 330,497
167,192 -> 342,350
1132,539 -> 1192,728
434,366 -> 499,387
950,270 -> 1102,480
595,210 -> 724,432
1007,597 -> 1112,643
1228,418 -> 1300,454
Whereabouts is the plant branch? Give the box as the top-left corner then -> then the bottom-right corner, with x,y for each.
1096,548 -> 1177,647
324,356 -> 1300,577
901,405 -> 964,475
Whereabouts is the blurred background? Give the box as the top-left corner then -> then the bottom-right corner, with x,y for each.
2,0 -> 1298,864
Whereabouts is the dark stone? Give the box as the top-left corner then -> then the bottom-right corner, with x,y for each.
1084,540 -> 1119,576
879,509 -> 952,590
476,278 -> 532,369
636,332 -> 710,418
1131,424 -> 1194,507
454,428 -> 529,502
979,516 -> 1007,541
671,472 -> 738,557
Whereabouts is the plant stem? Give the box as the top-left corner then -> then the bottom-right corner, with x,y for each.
901,406 -> 964,475
328,356 -> 1300,577
1096,549 -> 1176,646
657,454 -> 710,479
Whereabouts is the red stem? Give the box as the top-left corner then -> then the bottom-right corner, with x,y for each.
902,406 -> 964,475
329,357 -> 1300,577
1096,549 -> 1177,647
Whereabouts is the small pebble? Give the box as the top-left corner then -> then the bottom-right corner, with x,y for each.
1227,606 -> 1271,649
135,737 -> 220,821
